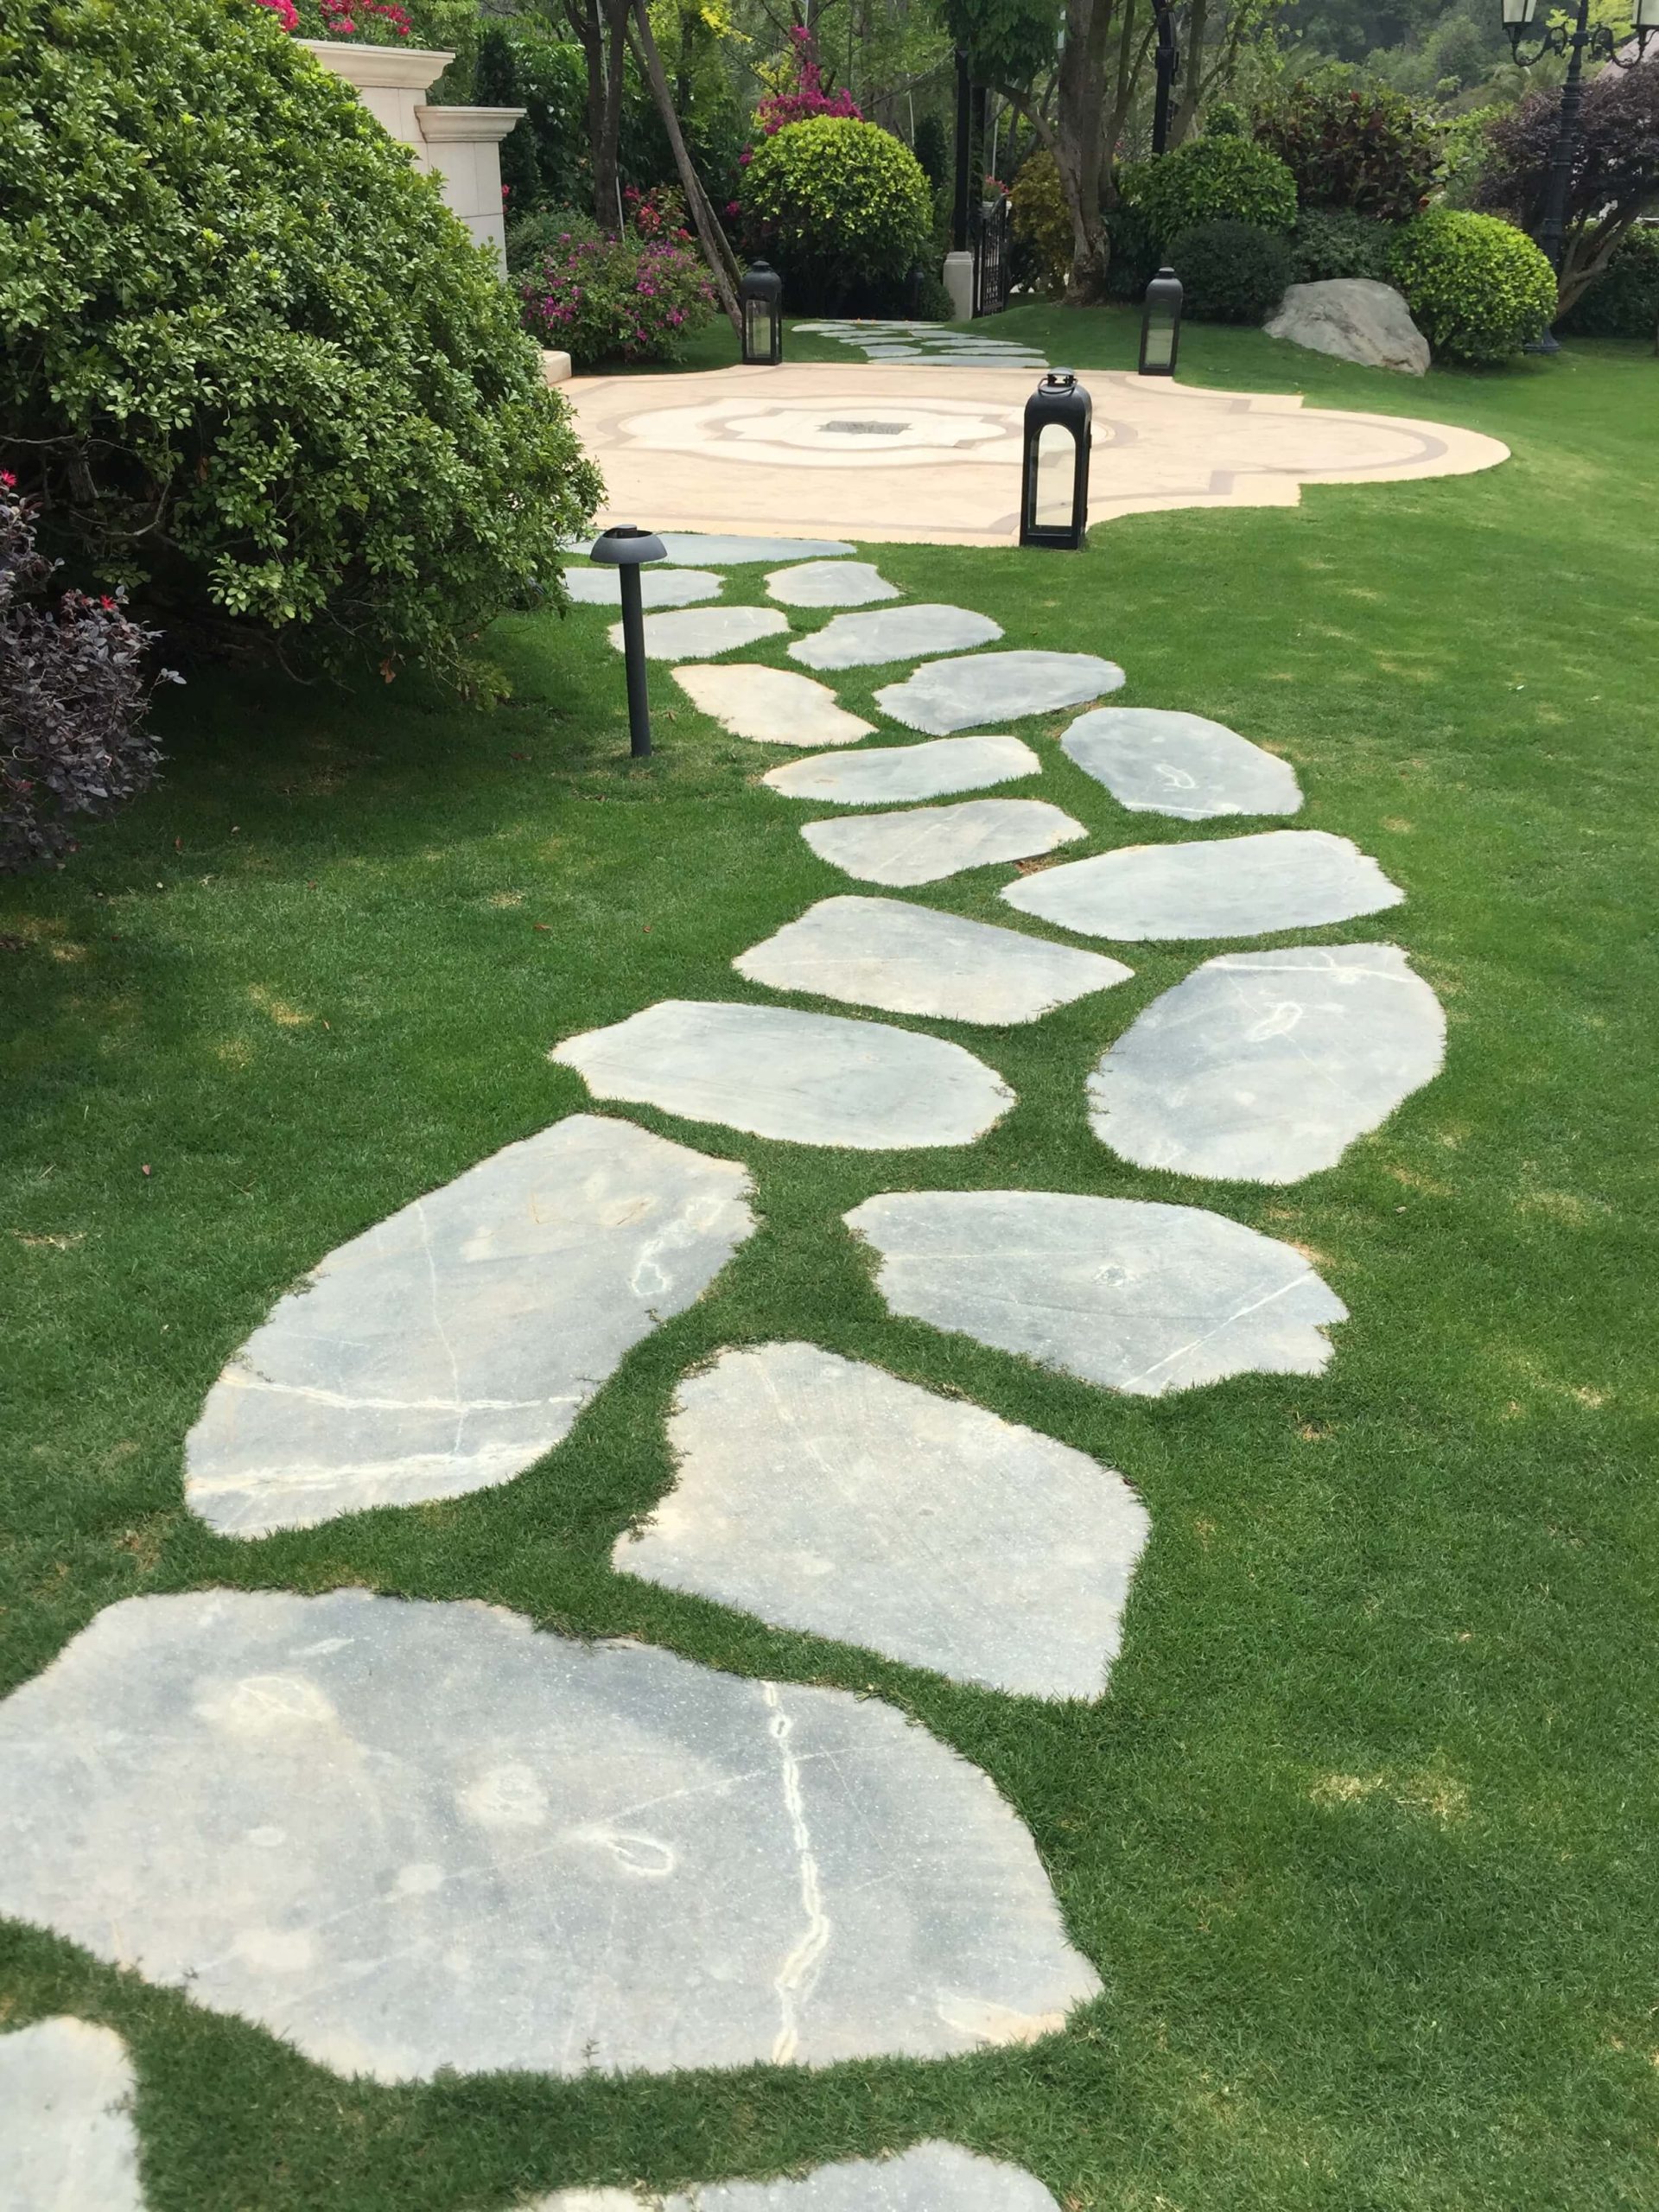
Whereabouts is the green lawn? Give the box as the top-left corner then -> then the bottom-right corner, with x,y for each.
3,313 -> 1656,2212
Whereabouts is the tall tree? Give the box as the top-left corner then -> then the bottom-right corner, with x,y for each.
565,0 -> 631,226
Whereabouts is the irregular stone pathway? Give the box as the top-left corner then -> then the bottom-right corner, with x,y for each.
567,567 -> 723,610
767,560 -> 899,608
531,2140 -> 1063,2212
186,1116 -> 755,1537
1061,707 -> 1302,820
789,606 -> 1002,672
553,1001 -> 1014,1148
791,321 -> 1049,372
0,1591 -> 1101,2082
1001,830 -> 1403,941
846,1192 -> 1347,1393
735,897 -> 1130,1025
763,735 -> 1039,805
0,2017 -> 144,2212
620,1343 -> 1147,1700
1089,944 -> 1446,1181
672,664 -> 874,747
611,607 -> 789,661
802,798 -> 1086,887
875,652 -> 1126,734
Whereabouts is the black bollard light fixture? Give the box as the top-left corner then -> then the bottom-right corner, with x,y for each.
739,260 -> 785,365
590,524 -> 666,757
1019,370 -> 1092,551
1139,267 -> 1185,377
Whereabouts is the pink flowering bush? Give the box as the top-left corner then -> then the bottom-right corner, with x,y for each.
753,29 -> 861,137
520,198 -> 715,367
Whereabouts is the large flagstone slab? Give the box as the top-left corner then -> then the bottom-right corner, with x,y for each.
620,1343 -> 1148,1700
185,1116 -> 755,1537
1061,707 -> 1302,821
789,606 -> 1002,672
673,664 -> 874,747
1088,944 -> 1446,1182
802,799 -> 1086,887
0,1591 -> 1101,2082
0,2018 -> 144,2212
531,2140 -> 1063,2212
566,567 -> 722,609
845,1191 -> 1347,1395
763,736 -> 1040,806
1001,830 -> 1402,941
874,652 -> 1126,735
734,897 -> 1130,1025
552,1001 -> 1014,1148
657,534 -> 855,564
610,607 -> 789,661
766,561 -> 899,608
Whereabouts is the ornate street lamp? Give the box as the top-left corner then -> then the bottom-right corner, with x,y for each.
1020,371 -> 1092,551
1502,0 -> 1658,340
1139,267 -> 1185,376
591,524 -> 666,758
739,260 -> 784,365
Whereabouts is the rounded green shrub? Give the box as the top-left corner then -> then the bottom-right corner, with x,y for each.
0,0 -> 601,679
1289,208 -> 1402,286
739,118 -> 933,311
1125,136 -> 1297,251
1389,209 -> 1557,364
1168,219 -> 1292,324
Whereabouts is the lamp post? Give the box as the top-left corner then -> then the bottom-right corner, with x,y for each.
591,524 -> 666,758
1020,370 -> 1092,551
1502,0 -> 1658,344
1150,0 -> 1179,156
739,260 -> 784,365
1139,266 -> 1185,375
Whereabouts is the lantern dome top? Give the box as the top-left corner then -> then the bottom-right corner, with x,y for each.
590,524 -> 666,567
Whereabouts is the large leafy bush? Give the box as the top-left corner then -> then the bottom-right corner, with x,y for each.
1168,219 -> 1291,325
1124,136 -> 1297,251
1009,150 -> 1070,294
738,118 -> 932,312
1254,83 -> 1439,225
1288,208 -> 1402,286
0,0 -> 600,679
1389,210 -> 1556,364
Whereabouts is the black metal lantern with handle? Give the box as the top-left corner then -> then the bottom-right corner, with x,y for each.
1139,267 -> 1184,376
590,524 -> 666,757
739,260 -> 784,365
1020,370 -> 1092,551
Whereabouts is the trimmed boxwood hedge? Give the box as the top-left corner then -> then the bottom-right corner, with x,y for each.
739,118 -> 933,313
1389,209 -> 1558,364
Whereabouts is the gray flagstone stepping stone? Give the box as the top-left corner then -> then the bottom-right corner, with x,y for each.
0,2018 -> 144,2212
802,798 -> 1086,887
734,897 -> 1131,1025
1088,943 -> 1446,1183
185,1115 -> 755,1537
657,534 -> 855,564
552,1001 -> 1013,1148
609,607 -> 789,661
672,664 -> 874,747
619,1343 -> 1148,1700
1001,830 -> 1402,942
1061,707 -> 1302,821
875,652 -> 1126,735
766,561 -> 900,608
789,606 -> 1003,672
565,566 -> 722,610
0,1590 -> 1101,2082
844,1190 -> 1347,1395
763,735 -> 1040,806
528,2139 -> 1063,2212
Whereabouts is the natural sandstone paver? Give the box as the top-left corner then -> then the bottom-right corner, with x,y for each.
802,798 -> 1085,887
0,2018 -> 144,2212
610,607 -> 789,661
529,2140 -> 1064,2212
672,664 -> 874,747
1060,707 -> 1302,820
766,561 -> 900,608
762,736 -> 1039,805
1001,830 -> 1402,940
875,652 -> 1125,734
566,567 -> 722,609
788,606 -> 1002,672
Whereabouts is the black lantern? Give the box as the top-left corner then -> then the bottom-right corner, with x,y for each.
591,524 -> 666,758
1139,267 -> 1184,377
1020,370 -> 1092,552
739,260 -> 784,365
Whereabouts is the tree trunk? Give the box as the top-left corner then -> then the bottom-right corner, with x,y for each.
1056,0 -> 1118,301
1170,0 -> 1205,146
627,0 -> 744,332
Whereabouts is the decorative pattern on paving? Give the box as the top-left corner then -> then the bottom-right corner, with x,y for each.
802,799 -> 1086,887
564,365 -> 1509,546
1089,944 -> 1446,1182
609,607 -> 789,661
1001,829 -> 1403,941
735,897 -> 1130,1025
671,664 -> 874,747
0,2017 -> 145,2212
566,566 -> 722,609
789,605 -> 1003,671
1060,707 -> 1303,820
529,2139 -> 1064,2211
0,1591 -> 1102,2082
762,735 -> 1040,805
846,1192 -> 1348,1394
874,652 -> 1125,734
186,1116 -> 755,1537
766,560 -> 899,607
552,1001 -> 1014,1148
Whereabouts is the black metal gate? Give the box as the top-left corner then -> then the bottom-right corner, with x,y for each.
974,195 -> 1010,318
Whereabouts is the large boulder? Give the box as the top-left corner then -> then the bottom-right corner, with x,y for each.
1266,278 -> 1430,375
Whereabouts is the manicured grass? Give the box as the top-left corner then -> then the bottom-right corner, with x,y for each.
3,319 -> 1656,2212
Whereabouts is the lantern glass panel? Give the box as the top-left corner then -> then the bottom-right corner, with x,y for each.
1141,312 -> 1176,373
1637,0 -> 1659,29
1500,0 -> 1537,23
743,300 -> 774,361
1029,424 -> 1077,533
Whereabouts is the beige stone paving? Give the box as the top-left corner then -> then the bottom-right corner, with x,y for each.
566,364 -> 1509,547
